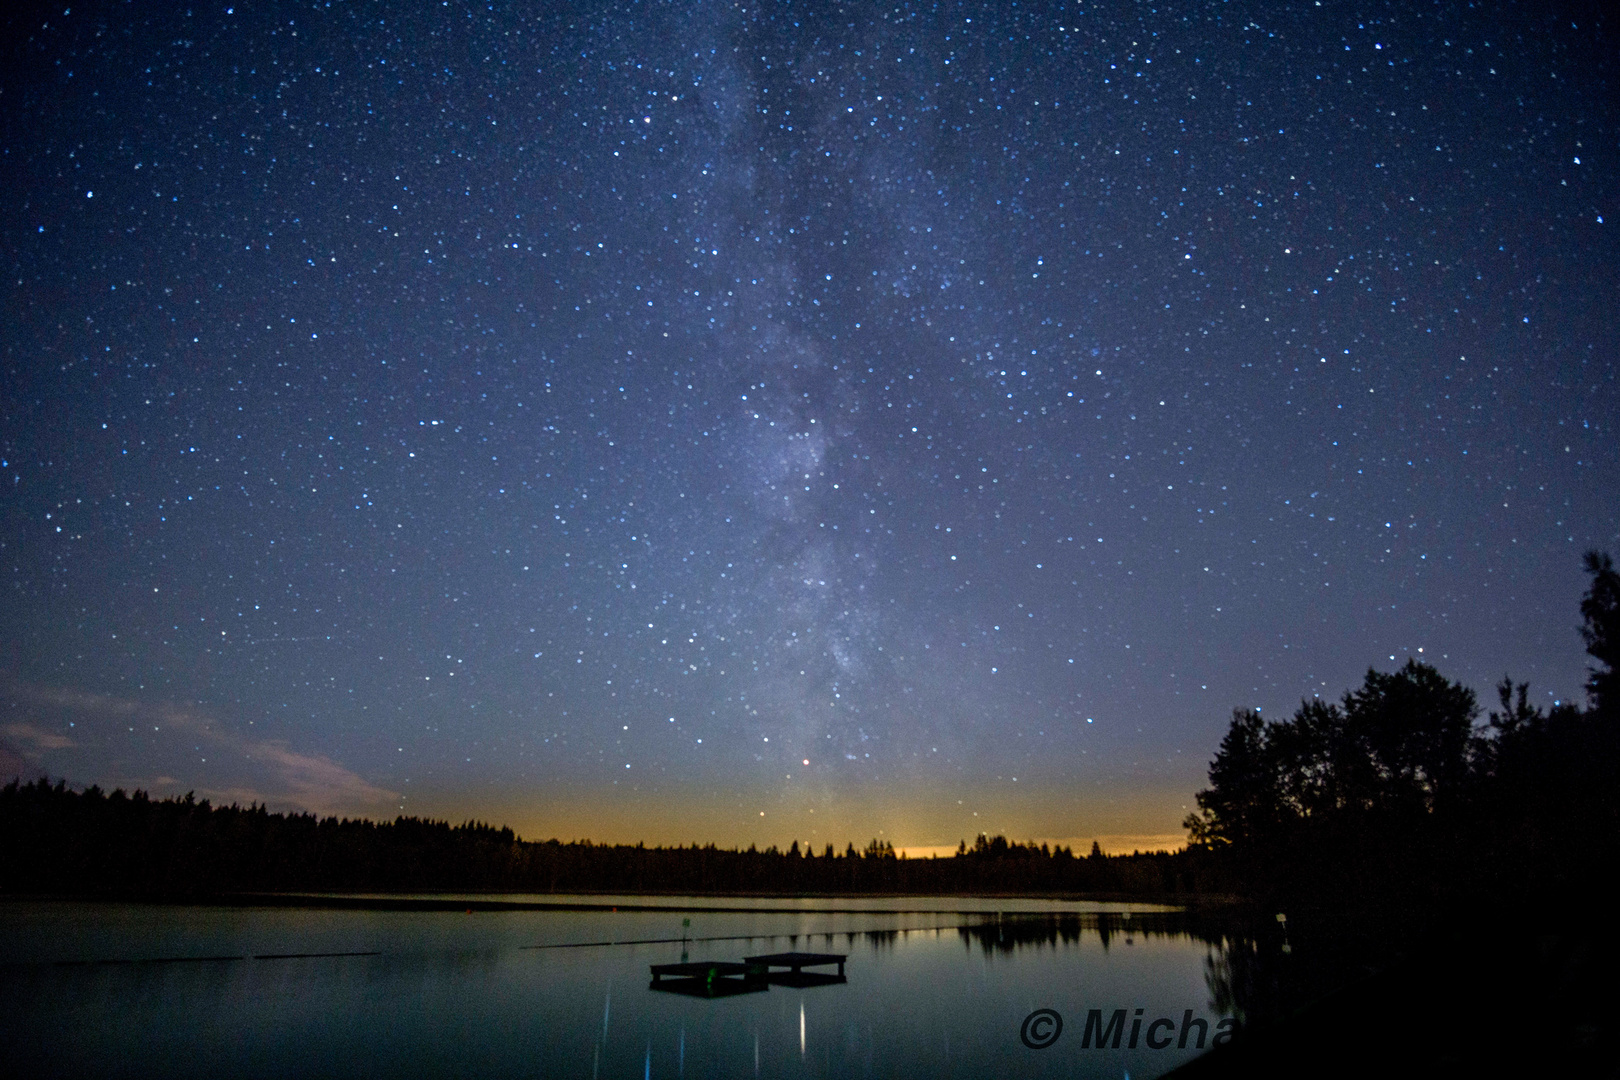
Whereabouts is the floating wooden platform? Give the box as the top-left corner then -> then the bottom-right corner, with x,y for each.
650,960 -> 757,983
743,951 -> 847,977
649,960 -> 766,998
649,952 -> 849,996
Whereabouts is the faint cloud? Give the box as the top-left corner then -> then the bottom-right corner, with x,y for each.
0,738 -> 25,780
0,680 -> 396,815
2,723 -> 76,751
237,740 -> 397,811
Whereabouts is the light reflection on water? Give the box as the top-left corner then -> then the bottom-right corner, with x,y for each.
0,898 -> 1237,1078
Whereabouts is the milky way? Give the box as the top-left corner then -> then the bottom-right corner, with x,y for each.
2,1 -> 1615,850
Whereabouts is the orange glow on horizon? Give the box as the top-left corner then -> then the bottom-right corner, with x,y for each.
391,780 -> 1194,856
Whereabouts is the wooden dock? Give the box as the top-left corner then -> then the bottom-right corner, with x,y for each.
743,951 -> 847,977
648,960 -> 767,997
649,952 -> 848,996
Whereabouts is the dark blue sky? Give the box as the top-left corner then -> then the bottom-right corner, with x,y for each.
2,0 -> 1614,851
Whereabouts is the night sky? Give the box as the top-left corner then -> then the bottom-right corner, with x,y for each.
2,0 -> 1615,853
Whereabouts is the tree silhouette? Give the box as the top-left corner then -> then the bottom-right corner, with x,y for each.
1342,658 -> 1478,809
1581,550 -> 1620,718
1184,709 -> 1277,848
0,781 -> 1219,898
1185,553 -> 1620,909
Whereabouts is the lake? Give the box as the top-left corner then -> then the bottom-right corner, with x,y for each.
0,896 -> 1256,1078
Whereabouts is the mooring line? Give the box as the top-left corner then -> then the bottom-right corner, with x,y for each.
48,955 -> 244,966
12,914 -> 1059,967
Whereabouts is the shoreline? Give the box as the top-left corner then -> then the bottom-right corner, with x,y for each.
0,889 -> 1239,913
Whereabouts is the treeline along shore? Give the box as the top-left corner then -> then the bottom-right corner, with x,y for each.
1162,554 -> 1620,1078
3,551 -> 1615,906
0,782 -> 1215,898
1178,550 -> 1619,913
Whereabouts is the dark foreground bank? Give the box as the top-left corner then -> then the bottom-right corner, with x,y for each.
1164,914 -> 1607,1079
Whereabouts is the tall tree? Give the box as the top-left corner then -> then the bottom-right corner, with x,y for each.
1581,550 -> 1620,718
1268,699 -> 1380,817
1185,709 -> 1277,847
1342,659 -> 1478,808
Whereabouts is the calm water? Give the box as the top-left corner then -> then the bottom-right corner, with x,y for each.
0,896 -> 1247,1078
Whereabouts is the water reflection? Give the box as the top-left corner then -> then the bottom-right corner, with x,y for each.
649,952 -> 848,998
649,972 -> 769,998
1195,908 -> 1398,1033
950,909 -> 1244,956
1,899 -> 1275,1079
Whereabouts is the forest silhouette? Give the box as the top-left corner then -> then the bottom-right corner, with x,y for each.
0,782 -> 1206,897
1163,553 -> 1619,1078
2,552 -> 1614,905
1180,550 -> 1618,911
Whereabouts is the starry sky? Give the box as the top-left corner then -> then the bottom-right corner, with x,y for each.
2,0 -> 1615,854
